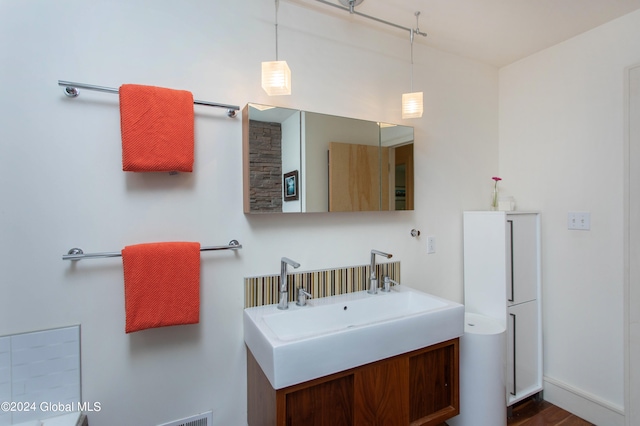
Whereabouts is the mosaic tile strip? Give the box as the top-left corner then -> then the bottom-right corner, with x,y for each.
244,261 -> 400,308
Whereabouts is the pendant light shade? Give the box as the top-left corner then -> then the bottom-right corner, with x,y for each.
402,91 -> 423,119
262,60 -> 291,96
263,0 -> 291,96
402,12 -> 426,119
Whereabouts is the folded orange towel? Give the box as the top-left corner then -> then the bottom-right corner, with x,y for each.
119,84 -> 194,172
122,242 -> 200,333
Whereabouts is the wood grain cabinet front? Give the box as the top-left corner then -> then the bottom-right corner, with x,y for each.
247,338 -> 459,426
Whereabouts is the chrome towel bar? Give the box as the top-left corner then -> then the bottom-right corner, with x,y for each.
58,80 -> 240,117
63,240 -> 242,261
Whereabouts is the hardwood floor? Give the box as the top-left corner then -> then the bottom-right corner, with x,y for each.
507,398 -> 595,426
442,397 -> 594,426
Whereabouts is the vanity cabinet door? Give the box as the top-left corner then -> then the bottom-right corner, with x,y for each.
409,340 -> 459,425
286,375 -> 354,426
354,356 -> 409,425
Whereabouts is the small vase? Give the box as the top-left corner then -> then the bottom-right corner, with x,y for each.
491,187 -> 498,210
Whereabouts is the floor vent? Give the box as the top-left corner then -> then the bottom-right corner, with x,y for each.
157,411 -> 213,426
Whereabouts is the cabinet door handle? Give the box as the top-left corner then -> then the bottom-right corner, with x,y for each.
510,312 -> 517,396
507,220 -> 514,302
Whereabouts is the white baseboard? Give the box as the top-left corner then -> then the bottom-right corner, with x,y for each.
543,376 -> 625,426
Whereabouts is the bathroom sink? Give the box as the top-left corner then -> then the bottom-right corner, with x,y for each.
243,285 -> 464,389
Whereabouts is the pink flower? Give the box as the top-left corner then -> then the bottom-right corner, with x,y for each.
492,176 -> 502,182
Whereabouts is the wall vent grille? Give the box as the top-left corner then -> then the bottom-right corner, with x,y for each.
157,411 -> 212,426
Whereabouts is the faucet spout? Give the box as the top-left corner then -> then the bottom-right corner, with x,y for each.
368,249 -> 392,294
279,257 -> 300,310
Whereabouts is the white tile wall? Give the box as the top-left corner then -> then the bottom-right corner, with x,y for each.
0,337 -> 11,426
0,327 -> 80,425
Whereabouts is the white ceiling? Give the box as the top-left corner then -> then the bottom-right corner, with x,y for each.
290,0 -> 640,67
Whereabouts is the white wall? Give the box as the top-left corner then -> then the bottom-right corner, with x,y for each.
281,111 -> 301,213
499,9 -> 640,425
0,0 -> 498,425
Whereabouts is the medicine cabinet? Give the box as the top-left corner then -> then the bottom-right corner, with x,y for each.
242,103 -> 414,214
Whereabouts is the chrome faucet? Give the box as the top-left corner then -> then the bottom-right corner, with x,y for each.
368,249 -> 393,294
278,257 -> 300,310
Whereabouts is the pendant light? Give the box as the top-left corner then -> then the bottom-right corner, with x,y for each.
402,12 -> 425,119
262,0 -> 291,96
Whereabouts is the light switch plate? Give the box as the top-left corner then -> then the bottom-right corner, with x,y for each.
426,236 -> 435,253
568,212 -> 591,230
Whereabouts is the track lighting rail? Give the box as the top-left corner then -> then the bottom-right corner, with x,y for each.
312,0 -> 427,38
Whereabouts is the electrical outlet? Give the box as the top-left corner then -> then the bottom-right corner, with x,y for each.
568,212 -> 591,230
426,236 -> 436,254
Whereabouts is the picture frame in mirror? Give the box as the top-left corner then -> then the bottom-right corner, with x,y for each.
284,170 -> 299,201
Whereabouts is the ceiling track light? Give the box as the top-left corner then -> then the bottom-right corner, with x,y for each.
262,0 -> 291,96
315,0 -> 426,36
312,1 -> 427,119
338,0 -> 363,14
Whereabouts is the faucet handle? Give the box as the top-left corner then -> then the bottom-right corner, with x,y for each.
296,287 -> 312,306
381,276 -> 401,292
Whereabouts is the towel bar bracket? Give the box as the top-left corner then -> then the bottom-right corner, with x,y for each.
64,86 -> 79,98
67,248 -> 83,259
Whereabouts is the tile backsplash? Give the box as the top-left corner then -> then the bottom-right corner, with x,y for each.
0,326 -> 80,425
244,261 -> 400,308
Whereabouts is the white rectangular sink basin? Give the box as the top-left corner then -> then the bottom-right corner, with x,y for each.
244,285 -> 464,389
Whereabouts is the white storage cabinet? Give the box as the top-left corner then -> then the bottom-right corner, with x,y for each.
463,211 -> 542,406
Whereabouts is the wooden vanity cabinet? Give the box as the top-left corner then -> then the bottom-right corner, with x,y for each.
247,338 -> 459,426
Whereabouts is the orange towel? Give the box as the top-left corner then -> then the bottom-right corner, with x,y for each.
122,242 -> 200,333
119,84 -> 194,172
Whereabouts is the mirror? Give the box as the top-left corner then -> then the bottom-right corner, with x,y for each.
242,103 -> 414,213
